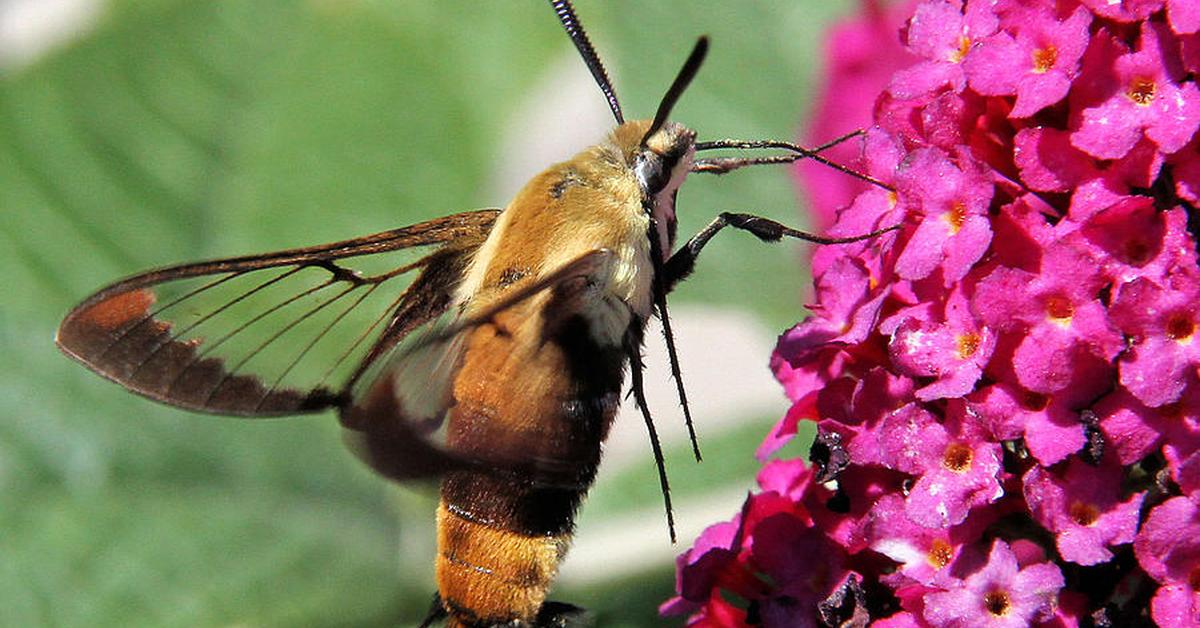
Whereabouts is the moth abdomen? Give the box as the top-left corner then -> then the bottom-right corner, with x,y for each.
435,295 -> 623,626
436,496 -> 571,627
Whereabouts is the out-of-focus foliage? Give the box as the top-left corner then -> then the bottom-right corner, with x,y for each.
0,1 -> 847,625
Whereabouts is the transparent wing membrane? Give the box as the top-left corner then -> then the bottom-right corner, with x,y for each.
57,211 -> 499,416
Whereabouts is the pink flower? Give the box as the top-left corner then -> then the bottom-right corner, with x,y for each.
751,515 -> 852,626
672,0 -> 1200,623
1013,126 -> 1098,194
1095,386 -> 1172,464
1070,24 -> 1200,159
1076,198 -> 1197,285
1080,0 -> 1162,24
770,255 -> 889,403
865,493 -> 1000,587
788,256 -> 888,352
1012,129 -> 1167,222
968,355 -> 1112,466
1134,497 -> 1200,626
663,497 -> 792,619
890,0 -> 999,99
803,463 -> 908,553
888,286 -> 996,400
1070,140 -> 1165,221
923,540 -> 1065,628
972,240 -> 1123,394
1098,378 -> 1200,480
878,403 -> 1003,528
1023,456 -> 1145,565
766,367 -> 915,467
892,148 -> 994,284
1109,269 -> 1200,407
964,5 -> 1092,117
662,466 -> 858,626
770,342 -> 852,410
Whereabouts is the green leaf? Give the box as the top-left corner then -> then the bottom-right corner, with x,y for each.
3,1 -> 851,624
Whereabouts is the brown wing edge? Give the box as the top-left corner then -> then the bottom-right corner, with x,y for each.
55,210 -> 500,417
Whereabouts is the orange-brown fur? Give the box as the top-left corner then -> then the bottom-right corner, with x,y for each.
436,502 -> 567,625
435,122 -> 658,626
436,292 -> 620,625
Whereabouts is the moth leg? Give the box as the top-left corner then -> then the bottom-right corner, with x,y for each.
662,212 -> 897,293
626,327 -> 676,543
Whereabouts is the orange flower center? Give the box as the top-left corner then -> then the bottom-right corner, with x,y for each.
957,333 -> 981,359
1031,46 -> 1057,73
927,538 -> 955,569
1069,500 -> 1100,526
943,443 -> 973,472
1128,76 -> 1156,106
944,201 -> 968,234
953,36 -> 972,62
984,589 -> 1012,616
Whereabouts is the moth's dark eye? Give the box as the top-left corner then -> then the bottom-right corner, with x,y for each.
635,151 -> 674,195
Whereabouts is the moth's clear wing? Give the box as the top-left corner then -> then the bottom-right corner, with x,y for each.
342,248 -> 617,482
56,211 -> 499,417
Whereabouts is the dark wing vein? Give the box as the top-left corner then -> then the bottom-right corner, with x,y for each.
204,281 -> 360,408
264,282 -> 382,411
319,287 -> 405,391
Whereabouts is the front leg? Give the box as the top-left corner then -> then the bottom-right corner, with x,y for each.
662,213 -> 898,293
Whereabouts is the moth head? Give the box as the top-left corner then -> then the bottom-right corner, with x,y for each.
609,118 -> 695,254
618,37 -> 709,252
635,122 -> 696,198
631,34 -> 707,195
553,1 -> 708,253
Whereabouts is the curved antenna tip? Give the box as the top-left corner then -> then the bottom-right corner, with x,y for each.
641,36 -> 710,145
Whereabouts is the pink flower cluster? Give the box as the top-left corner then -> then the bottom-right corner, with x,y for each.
667,0 -> 1200,625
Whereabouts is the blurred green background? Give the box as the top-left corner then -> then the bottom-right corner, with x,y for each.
0,1 -> 849,625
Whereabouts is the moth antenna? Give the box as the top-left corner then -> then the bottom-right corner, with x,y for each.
655,282 -> 700,462
550,0 -> 624,124
642,36 -> 709,146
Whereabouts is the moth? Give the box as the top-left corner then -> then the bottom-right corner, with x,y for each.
56,1 -> 892,626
